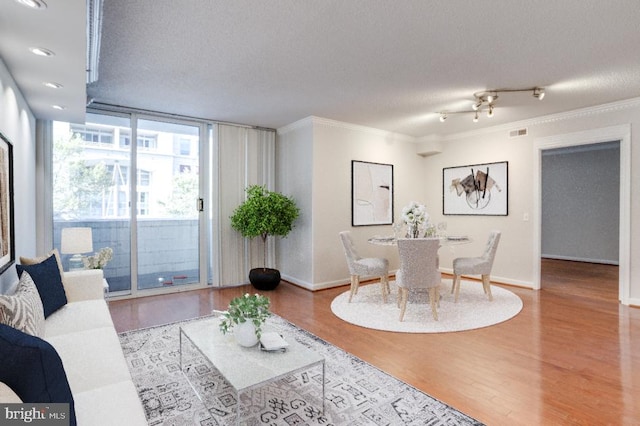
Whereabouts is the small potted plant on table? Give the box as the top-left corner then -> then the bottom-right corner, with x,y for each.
219,293 -> 271,347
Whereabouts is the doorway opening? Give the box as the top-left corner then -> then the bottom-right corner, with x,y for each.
533,125 -> 630,304
540,141 -> 620,301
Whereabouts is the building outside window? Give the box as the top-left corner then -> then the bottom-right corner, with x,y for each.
119,131 -> 158,150
138,170 -> 150,186
137,192 -> 149,216
71,125 -> 114,145
52,115 -> 201,295
137,134 -> 157,150
179,138 -> 191,155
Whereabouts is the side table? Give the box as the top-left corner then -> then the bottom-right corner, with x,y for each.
102,278 -> 109,297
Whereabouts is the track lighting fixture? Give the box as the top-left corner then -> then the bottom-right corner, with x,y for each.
438,86 -> 545,123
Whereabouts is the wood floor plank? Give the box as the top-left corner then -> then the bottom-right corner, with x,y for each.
108,259 -> 640,425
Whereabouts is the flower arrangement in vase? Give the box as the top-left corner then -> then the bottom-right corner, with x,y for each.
219,293 -> 271,346
401,201 -> 430,238
82,247 -> 113,269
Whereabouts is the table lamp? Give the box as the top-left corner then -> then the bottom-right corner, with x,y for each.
61,227 -> 93,271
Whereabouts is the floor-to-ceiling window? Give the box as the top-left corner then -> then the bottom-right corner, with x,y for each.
52,112 -> 205,296
52,113 -> 133,294
50,109 -> 275,298
134,118 -> 202,291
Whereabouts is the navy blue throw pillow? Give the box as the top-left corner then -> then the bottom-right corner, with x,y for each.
0,324 -> 77,426
17,254 -> 67,318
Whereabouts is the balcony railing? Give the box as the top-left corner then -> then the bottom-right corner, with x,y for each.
54,219 -> 199,293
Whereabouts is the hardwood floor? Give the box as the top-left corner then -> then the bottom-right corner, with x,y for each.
108,259 -> 640,425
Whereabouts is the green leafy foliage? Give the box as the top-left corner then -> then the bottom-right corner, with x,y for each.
157,169 -> 198,217
230,185 -> 300,266
53,131 -> 112,219
219,293 -> 271,338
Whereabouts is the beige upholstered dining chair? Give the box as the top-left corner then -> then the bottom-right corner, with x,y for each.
339,231 -> 390,303
396,238 -> 442,321
451,230 -> 501,302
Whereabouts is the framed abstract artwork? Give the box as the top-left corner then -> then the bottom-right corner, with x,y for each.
0,132 -> 14,274
351,160 -> 393,226
443,161 -> 508,216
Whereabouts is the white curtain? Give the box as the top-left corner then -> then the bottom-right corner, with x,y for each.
211,124 -> 275,286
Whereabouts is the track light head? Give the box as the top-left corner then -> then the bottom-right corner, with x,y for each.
487,105 -> 494,118
533,87 -> 545,100
439,113 -> 447,122
473,111 -> 479,123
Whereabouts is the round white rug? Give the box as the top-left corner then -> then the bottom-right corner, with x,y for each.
331,278 -> 523,333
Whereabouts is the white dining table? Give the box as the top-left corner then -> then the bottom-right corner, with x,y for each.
367,235 -> 473,246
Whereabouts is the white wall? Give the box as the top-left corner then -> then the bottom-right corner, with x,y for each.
277,116 -> 424,290
0,58 -> 37,292
423,99 -> 640,304
276,119 -> 314,287
277,99 -> 640,305
421,125 -> 540,287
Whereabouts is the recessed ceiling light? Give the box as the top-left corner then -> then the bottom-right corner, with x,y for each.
29,47 -> 55,57
52,105 -> 66,110
16,0 -> 47,9
15,0 -> 47,9
43,82 -> 63,89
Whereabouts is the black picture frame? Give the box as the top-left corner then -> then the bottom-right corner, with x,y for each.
443,161 -> 508,216
0,132 -> 14,274
351,160 -> 394,226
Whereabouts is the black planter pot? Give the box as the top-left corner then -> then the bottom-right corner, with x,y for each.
249,268 -> 281,291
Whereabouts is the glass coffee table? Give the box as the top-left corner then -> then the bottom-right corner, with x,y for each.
179,317 -> 325,424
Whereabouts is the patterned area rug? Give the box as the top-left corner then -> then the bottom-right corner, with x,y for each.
331,278 -> 523,333
119,314 -> 484,425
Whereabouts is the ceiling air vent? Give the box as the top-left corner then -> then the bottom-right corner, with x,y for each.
509,128 -> 528,138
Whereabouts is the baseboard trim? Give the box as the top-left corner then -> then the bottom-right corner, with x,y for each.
438,268 -> 534,289
284,269 -> 534,292
541,254 -> 619,266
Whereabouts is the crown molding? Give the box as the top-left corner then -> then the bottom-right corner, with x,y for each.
277,97 -> 640,141
310,116 -> 415,142
278,115 -> 416,143
276,116 -> 315,135
440,97 -> 640,141
532,97 -> 640,124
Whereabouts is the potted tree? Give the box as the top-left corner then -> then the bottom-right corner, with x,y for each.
230,185 -> 300,290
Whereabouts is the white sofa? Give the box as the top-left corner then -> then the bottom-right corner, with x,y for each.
0,269 -> 147,425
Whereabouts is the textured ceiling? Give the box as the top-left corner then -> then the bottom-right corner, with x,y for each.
3,1 -> 640,137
